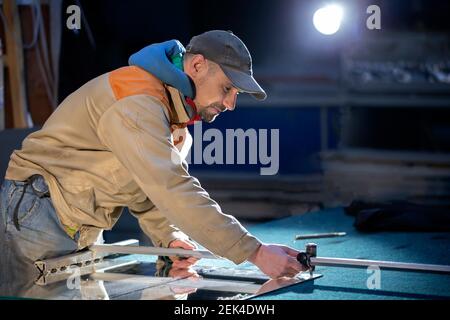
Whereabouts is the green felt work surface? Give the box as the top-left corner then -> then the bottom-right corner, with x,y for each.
111,208 -> 450,300
248,208 -> 450,300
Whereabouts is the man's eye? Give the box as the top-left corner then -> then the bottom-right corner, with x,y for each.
224,87 -> 231,93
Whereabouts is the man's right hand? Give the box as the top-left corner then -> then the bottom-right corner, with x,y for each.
247,243 -> 307,279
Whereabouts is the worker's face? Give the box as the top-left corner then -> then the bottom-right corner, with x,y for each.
184,55 -> 240,123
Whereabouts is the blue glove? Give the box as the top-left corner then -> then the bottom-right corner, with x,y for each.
129,40 -> 195,98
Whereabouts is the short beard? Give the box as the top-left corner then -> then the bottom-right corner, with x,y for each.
198,103 -> 225,123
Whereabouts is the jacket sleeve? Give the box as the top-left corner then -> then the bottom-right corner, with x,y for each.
97,94 -> 262,264
128,203 -> 191,248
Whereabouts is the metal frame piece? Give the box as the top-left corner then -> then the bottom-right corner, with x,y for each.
34,239 -> 139,285
298,242 -> 450,275
90,244 -> 220,260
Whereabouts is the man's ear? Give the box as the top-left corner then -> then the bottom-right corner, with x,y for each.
186,54 -> 208,78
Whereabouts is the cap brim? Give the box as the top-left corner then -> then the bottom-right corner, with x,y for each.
220,66 -> 267,101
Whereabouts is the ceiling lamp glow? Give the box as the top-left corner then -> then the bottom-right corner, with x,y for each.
313,4 -> 343,35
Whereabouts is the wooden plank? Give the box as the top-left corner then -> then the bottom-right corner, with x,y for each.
321,148 -> 450,166
0,40 -> 4,130
3,0 -> 29,128
21,4 -> 55,125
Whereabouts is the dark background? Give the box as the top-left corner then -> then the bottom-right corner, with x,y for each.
58,0 -> 450,99
2,0 -> 450,213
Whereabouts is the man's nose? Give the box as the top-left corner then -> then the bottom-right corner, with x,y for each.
223,93 -> 237,111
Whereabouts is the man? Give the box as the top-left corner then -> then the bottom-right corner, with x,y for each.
0,30 -> 305,295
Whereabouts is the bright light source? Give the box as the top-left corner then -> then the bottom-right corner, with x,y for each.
313,4 -> 343,35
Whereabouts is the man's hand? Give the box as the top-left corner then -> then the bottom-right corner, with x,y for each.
168,238 -> 199,269
168,266 -> 200,279
247,243 -> 307,279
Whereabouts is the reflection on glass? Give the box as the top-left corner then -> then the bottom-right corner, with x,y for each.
0,254 -> 320,300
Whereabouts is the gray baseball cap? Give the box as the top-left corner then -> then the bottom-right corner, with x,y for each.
186,30 -> 267,101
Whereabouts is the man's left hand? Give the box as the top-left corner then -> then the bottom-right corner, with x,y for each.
168,238 -> 199,269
